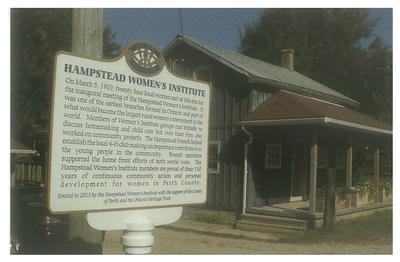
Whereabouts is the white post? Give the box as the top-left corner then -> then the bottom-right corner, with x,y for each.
241,126 -> 253,215
122,215 -> 154,255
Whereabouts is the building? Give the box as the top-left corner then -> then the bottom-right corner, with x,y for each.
163,34 -> 392,230
10,137 -> 43,187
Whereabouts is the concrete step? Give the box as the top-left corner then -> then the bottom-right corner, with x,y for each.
241,213 -> 308,228
246,206 -> 313,220
236,220 -> 305,235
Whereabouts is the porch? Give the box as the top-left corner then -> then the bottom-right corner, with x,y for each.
236,201 -> 392,233
237,91 -> 392,232
236,143 -> 392,233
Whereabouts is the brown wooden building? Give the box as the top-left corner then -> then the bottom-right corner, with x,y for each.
163,34 -> 392,230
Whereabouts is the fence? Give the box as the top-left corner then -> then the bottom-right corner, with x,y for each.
14,161 -> 45,186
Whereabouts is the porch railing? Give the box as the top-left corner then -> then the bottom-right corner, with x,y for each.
315,185 -> 392,212
13,161 -> 45,186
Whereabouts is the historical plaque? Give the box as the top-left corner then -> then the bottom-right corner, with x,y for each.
49,42 -> 210,213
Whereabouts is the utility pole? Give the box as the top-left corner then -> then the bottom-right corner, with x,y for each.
68,8 -> 103,248
72,9 -> 103,59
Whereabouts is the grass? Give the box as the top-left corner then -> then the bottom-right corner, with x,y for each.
189,212 -> 228,224
281,209 -> 392,245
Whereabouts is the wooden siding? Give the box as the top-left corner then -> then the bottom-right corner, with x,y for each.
164,44 -> 274,212
249,89 -> 271,112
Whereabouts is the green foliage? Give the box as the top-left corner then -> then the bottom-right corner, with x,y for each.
239,9 -> 392,122
11,9 -> 121,146
240,8 -> 392,181
189,211 -> 229,224
335,187 -> 348,200
353,144 -> 392,186
103,23 -> 122,59
11,9 -> 73,145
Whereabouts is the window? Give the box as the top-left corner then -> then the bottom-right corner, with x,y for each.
318,147 -> 328,168
193,66 -> 212,83
335,150 -> 346,169
265,144 -> 282,169
170,58 -> 187,76
208,141 -> 220,174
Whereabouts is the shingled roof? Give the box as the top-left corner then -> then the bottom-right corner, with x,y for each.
11,137 -> 37,154
239,91 -> 391,135
163,34 -> 359,108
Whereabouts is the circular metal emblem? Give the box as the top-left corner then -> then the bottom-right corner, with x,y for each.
124,42 -> 164,75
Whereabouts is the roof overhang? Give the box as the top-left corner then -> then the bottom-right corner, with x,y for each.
239,116 -> 392,136
10,137 -> 37,154
248,76 -> 360,109
10,149 -> 37,154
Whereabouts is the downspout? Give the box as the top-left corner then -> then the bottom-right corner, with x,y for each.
241,125 -> 253,215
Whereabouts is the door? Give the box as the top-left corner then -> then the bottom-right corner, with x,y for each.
291,144 -> 308,200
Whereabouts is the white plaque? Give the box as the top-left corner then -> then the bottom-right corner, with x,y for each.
48,42 -> 210,213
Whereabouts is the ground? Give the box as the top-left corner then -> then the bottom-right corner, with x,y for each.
103,209 -> 392,255
152,228 -> 390,254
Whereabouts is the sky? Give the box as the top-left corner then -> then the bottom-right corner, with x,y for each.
104,8 -> 262,51
104,8 -> 392,52
366,8 -> 392,46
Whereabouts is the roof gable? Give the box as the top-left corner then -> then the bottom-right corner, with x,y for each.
163,34 -> 359,108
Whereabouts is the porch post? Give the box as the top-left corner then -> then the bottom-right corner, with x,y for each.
346,146 -> 353,189
345,146 -> 353,208
309,131 -> 318,214
374,149 -> 380,203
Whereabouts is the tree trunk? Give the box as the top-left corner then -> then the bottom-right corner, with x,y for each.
323,168 -> 336,231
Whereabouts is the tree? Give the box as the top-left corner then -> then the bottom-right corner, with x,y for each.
240,8 -> 392,189
11,9 -> 121,146
358,38 -> 392,122
239,9 -> 392,122
103,23 -> 122,59
11,9 -> 72,146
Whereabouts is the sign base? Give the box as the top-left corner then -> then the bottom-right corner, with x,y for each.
86,207 -> 182,230
86,207 -> 182,254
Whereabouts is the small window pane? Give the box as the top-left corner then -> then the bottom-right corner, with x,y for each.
196,70 -> 211,83
335,150 -> 346,169
318,147 -> 328,168
208,141 -> 220,174
265,144 -> 281,169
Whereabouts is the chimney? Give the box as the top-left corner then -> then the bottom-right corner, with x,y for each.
281,49 -> 295,71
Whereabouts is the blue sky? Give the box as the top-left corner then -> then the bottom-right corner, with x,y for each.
365,8 -> 392,46
104,8 -> 392,51
104,8 -> 262,51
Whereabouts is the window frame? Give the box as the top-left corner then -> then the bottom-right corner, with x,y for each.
208,140 -> 221,175
318,146 -> 329,169
264,143 -> 282,169
193,65 -> 212,83
335,149 -> 346,169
